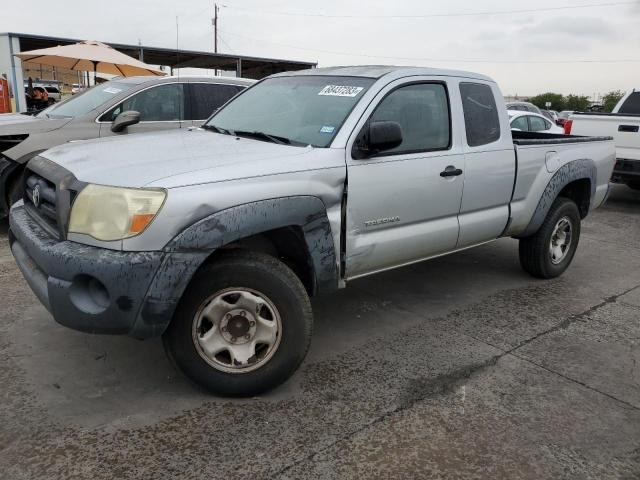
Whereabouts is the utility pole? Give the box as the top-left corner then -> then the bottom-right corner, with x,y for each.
212,3 -> 219,75
213,3 -> 219,54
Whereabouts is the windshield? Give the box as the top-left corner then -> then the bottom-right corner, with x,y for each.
37,81 -> 135,119
205,76 -> 375,147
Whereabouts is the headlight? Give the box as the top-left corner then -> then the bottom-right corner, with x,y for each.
69,184 -> 166,241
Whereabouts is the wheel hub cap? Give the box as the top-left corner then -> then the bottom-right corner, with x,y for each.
220,310 -> 256,344
192,288 -> 281,374
549,216 -> 573,265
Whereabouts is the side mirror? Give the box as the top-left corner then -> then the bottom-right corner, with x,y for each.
353,120 -> 403,159
111,110 -> 140,133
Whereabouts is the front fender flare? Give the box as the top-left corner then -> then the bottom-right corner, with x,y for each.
516,158 -> 596,238
164,196 -> 339,293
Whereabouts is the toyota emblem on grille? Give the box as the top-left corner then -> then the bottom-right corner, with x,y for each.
32,185 -> 41,208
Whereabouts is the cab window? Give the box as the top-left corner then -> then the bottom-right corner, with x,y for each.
368,83 -> 450,154
103,83 -> 185,122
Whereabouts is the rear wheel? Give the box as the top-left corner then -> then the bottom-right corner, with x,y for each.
519,197 -> 581,279
163,250 -> 313,397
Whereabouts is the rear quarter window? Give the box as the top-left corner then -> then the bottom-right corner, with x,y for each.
618,92 -> 640,114
460,83 -> 500,147
189,83 -> 245,120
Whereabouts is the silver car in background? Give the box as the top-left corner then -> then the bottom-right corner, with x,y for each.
0,75 -> 254,217
505,101 -> 542,115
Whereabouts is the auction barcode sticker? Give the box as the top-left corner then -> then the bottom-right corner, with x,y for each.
318,85 -> 364,97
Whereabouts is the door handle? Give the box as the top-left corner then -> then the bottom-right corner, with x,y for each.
440,165 -> 463,177
618,125 -> 639,133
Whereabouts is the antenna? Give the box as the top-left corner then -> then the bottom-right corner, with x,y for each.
175,15 -> 180,79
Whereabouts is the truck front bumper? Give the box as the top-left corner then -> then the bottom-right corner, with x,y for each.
9,204 -> 207,339
611,158 -> 640,185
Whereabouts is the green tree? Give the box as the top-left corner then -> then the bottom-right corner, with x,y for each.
564,94 -> 591,111
602,90 -> 625,112
529,92 -> 565,111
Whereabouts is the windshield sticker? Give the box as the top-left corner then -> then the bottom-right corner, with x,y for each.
103,87 -> 123,95
318,85 -> 364,97
319,125 -> 335,134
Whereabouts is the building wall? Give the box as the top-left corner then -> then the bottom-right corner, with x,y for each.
0,33 -> 26,112
22,63 -> 85,94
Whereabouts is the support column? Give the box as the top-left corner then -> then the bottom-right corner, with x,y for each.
236,58 -> 242,78
0,34 -> 26,112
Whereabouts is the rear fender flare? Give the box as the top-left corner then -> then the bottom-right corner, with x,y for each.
517,158 -> 596,238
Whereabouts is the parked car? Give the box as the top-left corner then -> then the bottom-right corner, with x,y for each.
44,86 -> 62,103
25,84 -> 62,105
505,101 -> 542,115
557,110 -> 575,127
0,75 -> 254,218
566,88 -> 640,190
540,109 -> 559,124
8,66 -> 615,396
71,84 -> 85,95
508,110 -> 564,134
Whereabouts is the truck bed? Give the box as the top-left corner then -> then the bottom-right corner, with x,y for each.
506,131 -> 615,237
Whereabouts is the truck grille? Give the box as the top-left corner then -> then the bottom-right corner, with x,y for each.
24,172 -> 61,237
20,157 -> 80,240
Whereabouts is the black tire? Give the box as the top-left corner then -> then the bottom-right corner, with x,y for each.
163,250 -> 313,397
627,181 -> 640,191
5,169 -> 24,212
519,197 -> 581,279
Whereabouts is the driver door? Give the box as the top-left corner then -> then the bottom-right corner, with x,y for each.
345,80 -> 466,279
99,83 -> 187,137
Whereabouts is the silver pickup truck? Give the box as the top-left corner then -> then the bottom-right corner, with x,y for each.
8,66 -> 615,396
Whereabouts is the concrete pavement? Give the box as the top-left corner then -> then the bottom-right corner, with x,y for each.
0,185 -> 638,479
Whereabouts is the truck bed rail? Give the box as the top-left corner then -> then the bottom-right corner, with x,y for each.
512,130 -> 613,146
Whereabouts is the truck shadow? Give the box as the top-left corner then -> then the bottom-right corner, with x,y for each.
7,238 -> 527,428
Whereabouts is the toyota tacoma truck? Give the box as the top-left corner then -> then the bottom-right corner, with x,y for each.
565,88 -> 640,189
8,66 -> 615,396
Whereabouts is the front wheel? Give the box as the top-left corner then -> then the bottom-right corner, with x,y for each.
163,250 -> 313,397
519,197 -> 581,279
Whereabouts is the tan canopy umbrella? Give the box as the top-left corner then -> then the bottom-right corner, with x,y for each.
15,40 -> 166,78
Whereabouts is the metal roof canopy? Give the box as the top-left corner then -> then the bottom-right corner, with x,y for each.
8,32 -> 316,79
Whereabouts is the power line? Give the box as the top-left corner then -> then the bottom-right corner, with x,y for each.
218,28 -> 640,64
220,1 -> 639,19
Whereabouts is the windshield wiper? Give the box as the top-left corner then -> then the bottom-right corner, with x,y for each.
202,124 -> 235,135
234,130 -> 306,146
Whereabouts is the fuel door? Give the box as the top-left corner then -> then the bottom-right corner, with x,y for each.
545,151 -> 560,173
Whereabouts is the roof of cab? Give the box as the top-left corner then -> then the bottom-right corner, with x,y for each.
270,65 -> 494,82
108,75 -> 255,86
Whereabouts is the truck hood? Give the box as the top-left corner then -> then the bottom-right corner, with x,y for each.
39,128 -> 315,188
0,113 -> 71,135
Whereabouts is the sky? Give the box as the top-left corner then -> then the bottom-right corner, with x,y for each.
2,0 -> 639,97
